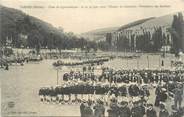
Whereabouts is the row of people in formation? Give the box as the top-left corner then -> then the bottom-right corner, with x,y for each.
63,69 -> 184,84
39,83 -> 150,98
53,58 -> 109,67
39,81 -> 182,113
39,79 -> 180,100
80,97 -> 184,117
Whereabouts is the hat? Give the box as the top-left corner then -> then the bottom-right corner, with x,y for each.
87,100 -> 92,106
133,101 -> 139,104
133,97 -> 140,102
137,99 -> 144,104
159,102 -> 165,109
82,99 -> 87,103
178,83 -> 183,88
147,103 -> 153,107
110,97 -> 117,103
161,88 -> 167,92
171,106 -> 178,113
97,99 -> 104,104
122,97 -> 129,102
120,101 -> 128,105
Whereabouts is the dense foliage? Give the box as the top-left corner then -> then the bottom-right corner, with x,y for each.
170,13 -> 184,53
1,5 -> 183,53
104,13 -> 184,53
1,5 -> 98,54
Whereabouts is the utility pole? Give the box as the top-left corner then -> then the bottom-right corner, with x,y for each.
137,58 -> 139,69
147,55 -> 149,69
56,66 -> 62,85
159,54 -> 161,68
57,68 -> 59,85
127,58 -> 128,69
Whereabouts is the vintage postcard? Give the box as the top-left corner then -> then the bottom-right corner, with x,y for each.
1,0 -> 184,116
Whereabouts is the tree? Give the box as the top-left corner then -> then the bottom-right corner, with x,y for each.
152,27 -> 163,51
28,29 -> 43,54
97,41 -> 110,51
1,13 -> 99,52
47,32 -> 54,51
116,35 -> 130,51
171,13 -> 184,53
55,34 -> 64,55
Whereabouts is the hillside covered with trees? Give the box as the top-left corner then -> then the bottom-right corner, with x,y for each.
103,12 -> 184,53
0,5 -> 97,54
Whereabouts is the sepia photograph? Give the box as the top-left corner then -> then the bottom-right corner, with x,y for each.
1,0 -> 184,116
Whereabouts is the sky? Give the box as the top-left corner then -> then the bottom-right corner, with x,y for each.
1,0 -> 184,34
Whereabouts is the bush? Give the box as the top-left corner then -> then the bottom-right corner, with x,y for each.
4,48 -> 13,56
